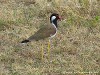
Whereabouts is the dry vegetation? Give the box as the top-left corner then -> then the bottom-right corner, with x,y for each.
0,0 -> 100,75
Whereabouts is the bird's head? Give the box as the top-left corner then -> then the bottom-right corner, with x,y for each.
50,13 -> 61,23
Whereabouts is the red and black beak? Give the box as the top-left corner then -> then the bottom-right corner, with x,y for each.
56,14 -> 61,21
57,16 -> 62,21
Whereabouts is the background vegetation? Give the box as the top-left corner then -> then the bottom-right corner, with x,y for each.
0,0 -> 100,75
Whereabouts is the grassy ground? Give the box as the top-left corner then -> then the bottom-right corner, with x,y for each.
0,0 -> 100,75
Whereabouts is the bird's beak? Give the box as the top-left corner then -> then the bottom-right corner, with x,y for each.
58,16 -> 62,21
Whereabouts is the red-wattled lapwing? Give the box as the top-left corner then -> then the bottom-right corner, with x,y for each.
21,13 -> 61,60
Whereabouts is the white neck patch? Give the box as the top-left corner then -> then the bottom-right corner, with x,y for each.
51,16 -> 56,22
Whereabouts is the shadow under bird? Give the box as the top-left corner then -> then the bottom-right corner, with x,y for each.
21,13 -> 61,43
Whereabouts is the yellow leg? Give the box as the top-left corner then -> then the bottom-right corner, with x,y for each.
41,43 -> 44,61
48,39 -> 51,59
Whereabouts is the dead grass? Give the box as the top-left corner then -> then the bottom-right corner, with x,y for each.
0,0 -> 100,75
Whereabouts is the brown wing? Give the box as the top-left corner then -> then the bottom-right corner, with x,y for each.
28,25 -> 56,41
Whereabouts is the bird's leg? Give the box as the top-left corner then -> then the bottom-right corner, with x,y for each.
41,43 -> 44,61
48,39 -> 51,59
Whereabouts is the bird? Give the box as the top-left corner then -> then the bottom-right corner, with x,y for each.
21,13 -> 61,43
21,13 -> 61,60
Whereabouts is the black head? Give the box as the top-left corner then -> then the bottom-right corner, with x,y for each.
50,13 -> 61,27
50,13 -> 61,23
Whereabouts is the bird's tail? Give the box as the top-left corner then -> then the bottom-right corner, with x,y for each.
21,39 -> 30,43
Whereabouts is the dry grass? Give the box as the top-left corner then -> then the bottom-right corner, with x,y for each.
0,0 -> 100,75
